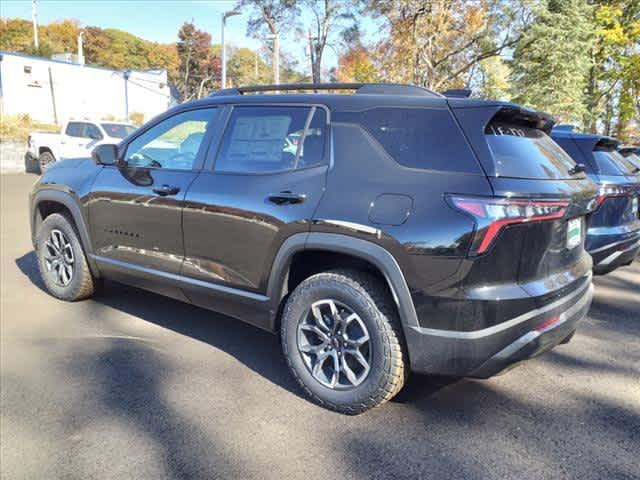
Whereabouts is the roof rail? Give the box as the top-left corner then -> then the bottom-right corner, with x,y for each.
441,88 -> 472,98
210,83 -> 442,98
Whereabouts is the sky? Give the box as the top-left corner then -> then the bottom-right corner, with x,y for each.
0,0 -> 375,73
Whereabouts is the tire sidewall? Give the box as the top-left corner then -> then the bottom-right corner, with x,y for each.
39,152 -> 55,173
282,275 -> 394,408
36,214 -> 88,300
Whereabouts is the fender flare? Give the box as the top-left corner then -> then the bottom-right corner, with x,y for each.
266,232 -> 419,329
31,189 -> 100,277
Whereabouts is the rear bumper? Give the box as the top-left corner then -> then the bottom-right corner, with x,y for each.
404,276 -> 593,377
587,226 -> 640,274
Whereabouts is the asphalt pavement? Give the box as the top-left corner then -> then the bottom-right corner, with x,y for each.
1,173 -> 639,480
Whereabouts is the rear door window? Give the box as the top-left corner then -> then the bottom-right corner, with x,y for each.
65,122 -> 84,137
215,106 -> 326,173
486,123 -> 577,179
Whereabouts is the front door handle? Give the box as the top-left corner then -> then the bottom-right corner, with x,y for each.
152,184 -> 180,196
268,191 -> 306,205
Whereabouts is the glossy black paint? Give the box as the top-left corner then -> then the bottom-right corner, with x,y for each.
30,90 -> 597,377
551,130 -> 640,274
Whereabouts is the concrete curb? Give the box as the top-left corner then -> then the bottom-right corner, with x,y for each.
1,140 -> 29,174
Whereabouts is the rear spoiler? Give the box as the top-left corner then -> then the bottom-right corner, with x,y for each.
488,106 -> 556,134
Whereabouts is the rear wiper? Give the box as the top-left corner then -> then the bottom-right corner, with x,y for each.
568,163 -> 586,175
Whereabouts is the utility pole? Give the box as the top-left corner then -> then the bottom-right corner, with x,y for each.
32,0 -> 39,50
266,33 -> 280,84
77,31 -> 85,65
221,9 -> 240,89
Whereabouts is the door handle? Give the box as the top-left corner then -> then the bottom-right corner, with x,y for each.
268,191 -> 306,205
152,184 -> 180,196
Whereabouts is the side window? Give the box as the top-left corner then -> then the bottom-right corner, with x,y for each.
349,107 -> 480,173
65,122 -> 84,137
84,123 -> 103,140
124,108 -> 217,170
215,106 -> 324,173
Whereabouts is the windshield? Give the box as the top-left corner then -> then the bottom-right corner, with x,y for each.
593,150 -> 637,176
101,123 -> 136,139
485,123 -> 578,179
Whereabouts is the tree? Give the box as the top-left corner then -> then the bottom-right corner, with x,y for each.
584,1 -> 640,140
176,22 -> 220,100
510,0 -> 594,124
335,47 -> 378,82
302,0 -> 355,83
236,0 -> 299,83
222,46 -> 271,86
362,0 -> 531,91
475,56 -> 511,100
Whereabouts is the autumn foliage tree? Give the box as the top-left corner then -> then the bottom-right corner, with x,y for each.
336,47 -> 377,82
176,22 -> 221,100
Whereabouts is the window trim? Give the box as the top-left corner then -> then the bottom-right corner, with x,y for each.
210,103 -> 330,176
117,105 -> 221,173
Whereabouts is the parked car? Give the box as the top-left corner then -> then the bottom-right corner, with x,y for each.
29,83 -> 597,414
551,128 -> 640,274
618,145 -> 640,171
26,119 -> 136,173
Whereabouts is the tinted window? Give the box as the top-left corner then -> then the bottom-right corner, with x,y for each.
351,107 -> 480,172
298,108 -> 326,168
552,136 -> 594,172
626,153 -> 640,170
125,108 -> 217,170
85,123 -> 103,140
65,122 -> 84,137
102,123 -> 136,139
486,124 -> 577,179
216,106 -> 320,173
593,150 -> 633,176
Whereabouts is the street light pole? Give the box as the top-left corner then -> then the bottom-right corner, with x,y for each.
32,0 -> 39,50
265,33 -> 280,84
221,9 -> 240,89
77,31 -> 85,66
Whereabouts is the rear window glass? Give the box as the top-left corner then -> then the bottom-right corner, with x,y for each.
102,123 -> 136,139
486,124 -> 577,179
351,107 -> 480,173
593,150 -> 635,176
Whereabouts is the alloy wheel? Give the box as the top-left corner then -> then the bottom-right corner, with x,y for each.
297,299 -> 372,390
44,229 -> 74,286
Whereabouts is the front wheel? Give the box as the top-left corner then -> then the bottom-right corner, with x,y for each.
281,270 -> 408,414
36,213 -> 96,301
39,151 -> 55,173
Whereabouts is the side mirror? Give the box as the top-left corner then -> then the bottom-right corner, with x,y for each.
92,144 -> 119,165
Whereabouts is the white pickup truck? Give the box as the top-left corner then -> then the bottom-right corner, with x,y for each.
27,119 -> 136,172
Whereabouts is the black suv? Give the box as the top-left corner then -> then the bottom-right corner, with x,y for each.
551,128 -> 640,274
30,83 -> 597,414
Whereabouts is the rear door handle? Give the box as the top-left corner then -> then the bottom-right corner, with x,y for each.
152,184 -> 180,196
268,191 -> 306,205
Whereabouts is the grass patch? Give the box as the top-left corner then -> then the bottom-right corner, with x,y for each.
0,113 -> 59,143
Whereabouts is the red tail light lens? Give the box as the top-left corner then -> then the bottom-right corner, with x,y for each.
448,196 -> 569,255
595,185 -> 627,208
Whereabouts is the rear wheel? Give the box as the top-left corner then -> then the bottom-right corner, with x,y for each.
36,213 -> 95,301
281,269 -> 407,414
39,151 -> 55,172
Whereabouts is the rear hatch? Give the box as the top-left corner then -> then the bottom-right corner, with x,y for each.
449,102 -> 597,300
588,142 -> 640,228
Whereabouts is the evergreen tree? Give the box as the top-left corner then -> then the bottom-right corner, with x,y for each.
510,0 -> 595,124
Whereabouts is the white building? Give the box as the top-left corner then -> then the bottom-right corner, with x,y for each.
0,51 -> 174,124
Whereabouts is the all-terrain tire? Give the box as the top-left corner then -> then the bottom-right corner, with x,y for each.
39,151 -> 55,173
281,269 -> 408,414
36,212 -> 95,301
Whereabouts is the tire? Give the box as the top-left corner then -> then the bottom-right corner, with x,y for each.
39,151 -> 55,173
281,269 -> 408,414
36,213 -> 95,301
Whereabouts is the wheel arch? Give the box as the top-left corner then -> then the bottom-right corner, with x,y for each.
31,190 -> 100,277
267,233 -> 419,331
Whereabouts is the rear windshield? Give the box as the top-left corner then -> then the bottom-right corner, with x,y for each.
102,123 -> 136,139
593,150 -> 636,176
485,123 -> 577,179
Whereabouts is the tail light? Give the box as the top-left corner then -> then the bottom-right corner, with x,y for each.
448,195 -> 569,255
594,185 -> 627,208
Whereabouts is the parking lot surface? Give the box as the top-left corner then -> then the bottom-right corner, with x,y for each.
1,173 -> 639,480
